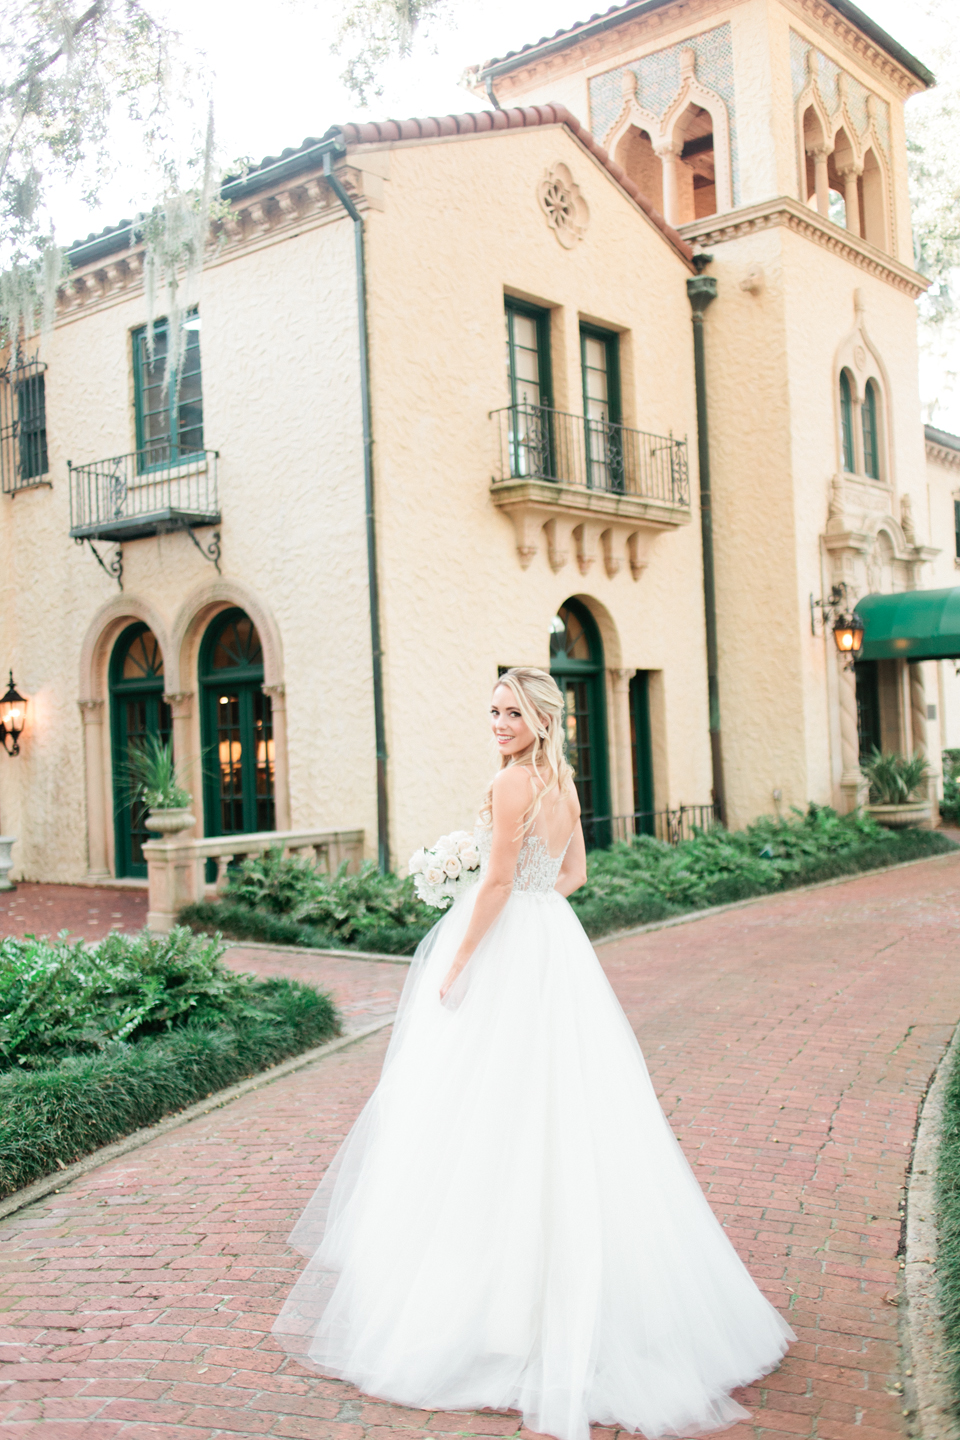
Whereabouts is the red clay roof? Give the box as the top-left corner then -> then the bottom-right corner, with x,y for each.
336,103 -> 693,265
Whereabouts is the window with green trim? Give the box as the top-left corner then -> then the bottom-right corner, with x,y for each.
580,325 -> 622,490
505,299 -> 553,478
549,600 -> 610,844
839,369 -> 855,473
955,499 -> 960,561
132,317 -> 203,471
110,623 -> 172,878
862,378 -> 880,480
199,609 -> 275,841
16,371 -> 47,479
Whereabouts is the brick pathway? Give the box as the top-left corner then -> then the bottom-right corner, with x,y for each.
0,884 -> 148,941
2,852 -> 960,1440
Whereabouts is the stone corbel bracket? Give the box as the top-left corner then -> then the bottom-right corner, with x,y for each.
490,478 -> 690,579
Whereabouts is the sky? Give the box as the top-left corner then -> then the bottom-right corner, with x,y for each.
50,0 -> 958,427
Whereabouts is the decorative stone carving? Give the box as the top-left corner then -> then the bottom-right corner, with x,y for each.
739,264 -> 764,295
537,163 -> 589,249
900,493 -> 917,546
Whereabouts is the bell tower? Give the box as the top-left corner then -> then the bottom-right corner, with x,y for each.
477,2 -> 939,825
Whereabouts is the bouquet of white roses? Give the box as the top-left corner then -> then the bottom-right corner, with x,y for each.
409,830 -> 482,910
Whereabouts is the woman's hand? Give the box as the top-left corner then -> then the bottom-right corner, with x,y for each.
439,953 -> 467,1001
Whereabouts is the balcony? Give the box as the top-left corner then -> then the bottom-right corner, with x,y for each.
69,448 -> 220,543
490,404 -> 691,578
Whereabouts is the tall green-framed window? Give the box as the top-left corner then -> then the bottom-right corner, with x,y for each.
954,499 -> 960,561
110,623 -> 172,878
839,369 -> 855,473
630,670 -> 655,834
862,379 -> 880,480
132,316 -> 204,472
17,371 -> 47,480
580,324 -> 622,491
199,609 -> 275,839
549,599 -> 609,844
505,299 -> 553,478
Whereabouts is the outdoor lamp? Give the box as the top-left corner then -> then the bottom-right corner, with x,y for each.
0,671 -> 26,756
832,612 -> 864,664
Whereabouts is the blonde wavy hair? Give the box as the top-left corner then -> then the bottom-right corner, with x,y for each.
480,667 -> 574,831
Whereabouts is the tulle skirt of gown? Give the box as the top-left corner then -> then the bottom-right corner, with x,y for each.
272,883 -> 794,1440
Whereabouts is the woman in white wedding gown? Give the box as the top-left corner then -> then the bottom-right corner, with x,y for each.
273,667 -> 794,1440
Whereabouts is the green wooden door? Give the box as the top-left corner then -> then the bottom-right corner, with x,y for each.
630,671 -> 655,833
110,623 -> 172,878
199,609 -> 275,838
549,600 -> 610,845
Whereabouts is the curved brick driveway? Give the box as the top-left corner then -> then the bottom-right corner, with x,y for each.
3,853 -> 960,1440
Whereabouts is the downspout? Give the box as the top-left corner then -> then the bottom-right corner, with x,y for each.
323,149 -> 390,873
686,272 -> 726,826
484,74 -> 503,111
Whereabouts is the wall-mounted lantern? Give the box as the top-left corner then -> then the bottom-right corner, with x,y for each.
810,585 -> 865,670
0,671 -> 27,755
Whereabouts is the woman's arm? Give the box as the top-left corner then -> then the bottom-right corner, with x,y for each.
554,820 -> 587,897
439,767 -> 530,1000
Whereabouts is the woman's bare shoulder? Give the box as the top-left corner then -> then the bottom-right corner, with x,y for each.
491,764 -> 535,796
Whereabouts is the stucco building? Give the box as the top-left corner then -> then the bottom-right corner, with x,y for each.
0,0 -> 956,883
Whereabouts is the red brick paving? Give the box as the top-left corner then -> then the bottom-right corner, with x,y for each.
0,883 -> 148,941
2,852 -> 960,1439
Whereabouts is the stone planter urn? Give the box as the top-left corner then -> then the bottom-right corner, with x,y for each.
865,801 -> 932,830
144,807 -> 196,837
0,835 -> 16,892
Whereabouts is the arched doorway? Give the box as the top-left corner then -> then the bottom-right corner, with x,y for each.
199,608 -> 275,838
110,622 -> 171,877
549,600 -> 610,843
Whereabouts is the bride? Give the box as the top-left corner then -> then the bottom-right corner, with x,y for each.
273,667 -> 794,1440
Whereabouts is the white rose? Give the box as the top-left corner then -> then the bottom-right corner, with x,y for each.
456,835 -> 476,856
460,847 -> 480,870
423,863 -> 445,886
408,847 -> 426,874
442,856 -> 462,879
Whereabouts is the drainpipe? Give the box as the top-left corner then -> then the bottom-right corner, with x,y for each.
686,272 -> 726,826
484,74 -> 502,111
323,149 -> 390,873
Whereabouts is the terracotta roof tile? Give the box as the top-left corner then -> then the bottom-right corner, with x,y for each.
336,102 -> 692,263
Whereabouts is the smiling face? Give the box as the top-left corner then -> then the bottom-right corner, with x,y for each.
490,682 -> 541,758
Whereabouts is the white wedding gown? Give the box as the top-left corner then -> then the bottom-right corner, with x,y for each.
273,823 -> 794,1440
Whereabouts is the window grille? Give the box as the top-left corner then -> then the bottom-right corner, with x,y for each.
0,356 -> 49,494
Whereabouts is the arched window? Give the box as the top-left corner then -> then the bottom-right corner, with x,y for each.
614,125 -> 662,215
839,370 -> 855,473
862,379 -> 880,480
861,149 -> 886,251
549,600 -> 609,844
199,609 -> 275,838
110,623 -> 171,877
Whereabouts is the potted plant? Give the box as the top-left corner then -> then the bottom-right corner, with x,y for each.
125,736 -> 195,837
860,749 -> 932,829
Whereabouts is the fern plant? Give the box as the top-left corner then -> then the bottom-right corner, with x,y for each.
860,748 -> 930,805
124,736 -> 192,811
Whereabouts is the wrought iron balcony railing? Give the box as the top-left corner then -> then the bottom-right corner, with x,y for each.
69,448 -> 220,543
581,804 -> 721,850
491,403 -> 689,507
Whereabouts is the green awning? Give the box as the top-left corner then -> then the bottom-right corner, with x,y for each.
858,588 -> 960,661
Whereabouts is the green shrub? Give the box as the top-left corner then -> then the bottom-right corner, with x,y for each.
942,750 -> 960,826
179,898 -> 431,956
937,1037 -> 960,1407
860,748 -> 930,805
568,805 -> 955,937
0,928 -> 340,1196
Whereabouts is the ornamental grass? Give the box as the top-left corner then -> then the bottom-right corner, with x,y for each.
0,927 -> 339,1197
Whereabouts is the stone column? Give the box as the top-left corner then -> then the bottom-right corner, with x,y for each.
163,691 -> 198,837
808,145 -> 830,218
654,140 -> 683,227
909,663 -> 928,760
838,663 -> 866,812
610,668 -> 636,829
79,699 -> 109,878
263,683 -> 291,831
837,164 -> 862,236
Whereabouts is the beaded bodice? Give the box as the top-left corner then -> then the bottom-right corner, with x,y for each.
476,824 -> 572,895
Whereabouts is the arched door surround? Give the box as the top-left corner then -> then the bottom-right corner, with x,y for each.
550,599 -> 610,844
199,608 -> 276,840
109,623 -> 172,878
